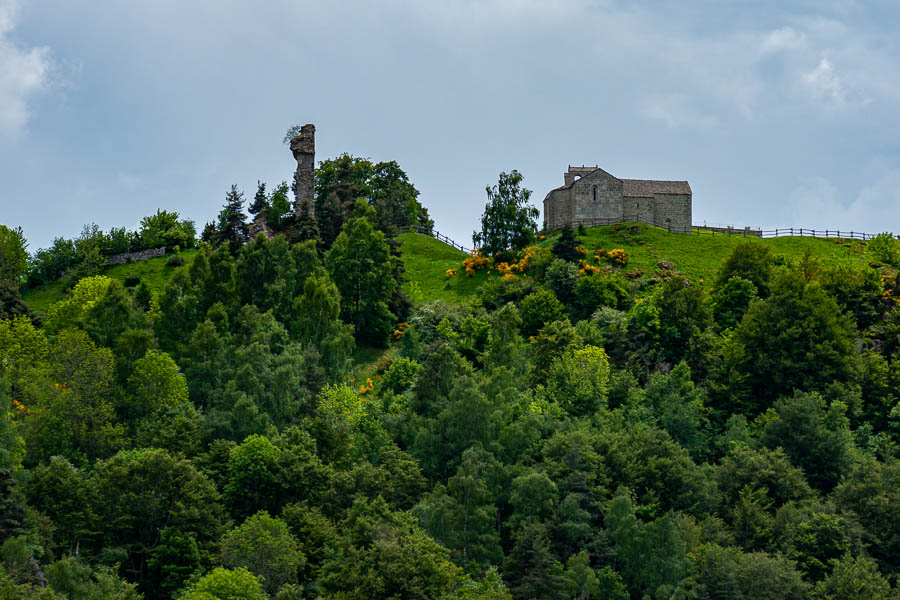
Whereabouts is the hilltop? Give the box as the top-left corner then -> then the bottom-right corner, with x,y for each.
22,225 -> 871,314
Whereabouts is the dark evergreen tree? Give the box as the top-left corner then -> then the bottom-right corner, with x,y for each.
248,180 -> 269,217
0,467 -> 25,543
551,223 -> 581,263
215,185 -> 250,253
503,521 -> 565,600
295,198 -> 320,245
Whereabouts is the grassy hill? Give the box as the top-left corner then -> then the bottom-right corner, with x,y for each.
540,224 -> 869,284
21,249 -> 199,315
22,226 -> 871,316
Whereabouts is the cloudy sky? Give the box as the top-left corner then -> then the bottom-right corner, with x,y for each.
2,0 -> 900,250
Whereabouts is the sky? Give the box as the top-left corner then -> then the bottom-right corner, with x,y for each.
2,0 -> 900,251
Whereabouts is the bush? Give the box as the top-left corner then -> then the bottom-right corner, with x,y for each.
866,233 -> 900,267
166,254 -> 185,267
520,289 -> 565,336
123,275 -> 141,287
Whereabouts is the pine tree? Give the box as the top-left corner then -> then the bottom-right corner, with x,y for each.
0,467 -> 25,542
215,185 -> 250,253
295,198 -> 320,245
248,181 -> 269,217
551,223 -> 581,262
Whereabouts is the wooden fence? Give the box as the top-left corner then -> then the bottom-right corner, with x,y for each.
410,223 -> 895,253
410,227 -> 473,254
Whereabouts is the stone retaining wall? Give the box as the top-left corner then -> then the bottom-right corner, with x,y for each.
107,247 -> 166,266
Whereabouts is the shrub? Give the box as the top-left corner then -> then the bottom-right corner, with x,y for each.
866,233 -> 900,267
123,275 -> 141,287
520,289 -> 565,336
166,254 -> 185,267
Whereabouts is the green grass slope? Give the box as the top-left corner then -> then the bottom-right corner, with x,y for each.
398,233 -> 486,303
22,249 -> 198,315
539,224 -> 868,284
22,228 -> 870,315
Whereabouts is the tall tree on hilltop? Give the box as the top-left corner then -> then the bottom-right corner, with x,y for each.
551,222 -> 581,263
215,185 -> 250,253
325,200 -> 397,346
473,170 -> 539,259
295,198 -> 320,246
248,181 -> 269,217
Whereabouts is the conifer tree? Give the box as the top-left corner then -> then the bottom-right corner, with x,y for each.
248,181 -> 269,217
215,185 -> 250,253
551,222 -> 581,262
295,198 -> 320,245
0,467 -> 25,542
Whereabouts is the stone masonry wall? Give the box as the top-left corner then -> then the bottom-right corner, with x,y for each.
107,247 -> 166,266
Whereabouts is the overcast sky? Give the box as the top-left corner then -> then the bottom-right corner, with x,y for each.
2,0 -> 900,250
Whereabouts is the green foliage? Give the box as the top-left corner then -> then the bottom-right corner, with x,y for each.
0,226 -> 28,288
866,232 -> 900,267
572,272 -> 630,318
716,241 -> 774,297
212,185 -> 250,253
711,276 -> 758,330
220,512 -> 304,594
502,521 -> 564,600
544,345 -> 610,416
760,392 -> 853,491
813,553 -> 894,600
519,289 -> 565,337
734,273 -> 857,407
551,223 -> 581,263
180,567 -> 266,600
139,209 -> 197,250
473,170 -> 539,259
319,497 -> 462,599
326,200 -> 398,345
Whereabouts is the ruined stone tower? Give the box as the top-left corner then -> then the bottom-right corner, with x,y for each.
290,123 -> 316,216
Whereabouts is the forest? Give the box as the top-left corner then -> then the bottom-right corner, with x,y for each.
0,157 -> 899,600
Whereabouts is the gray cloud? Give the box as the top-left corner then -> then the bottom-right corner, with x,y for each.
2,0 -> 899,250
0,0 -> 51,138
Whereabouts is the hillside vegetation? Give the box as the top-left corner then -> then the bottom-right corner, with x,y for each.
22,226 -> 870,313
4,160 -> 900,600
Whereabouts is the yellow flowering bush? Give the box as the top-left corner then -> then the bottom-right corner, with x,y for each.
393,322 -> 410,339
445,268 -> 457,278
463,251 -> 492,276
608,248 -> 629,265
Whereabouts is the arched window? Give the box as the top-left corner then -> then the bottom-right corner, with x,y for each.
593,185 -> 597,202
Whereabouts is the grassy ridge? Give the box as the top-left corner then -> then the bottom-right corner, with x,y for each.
21,228 -> 870,314
543,224 -> 868,284
22,249 -> 198,315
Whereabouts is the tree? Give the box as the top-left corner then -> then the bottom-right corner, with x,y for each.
813,553 -> 893,600
126,349 -> 189,420
519,290 -> 565,337
551,223 -> 581,263
179,567 -> 266,600
139,209 -> 197,249
0,225 -> 28,288
220,512 -> 304,595
734,272 -> 857,407
215,185 -> 250,253
319,497 -> 462,599
91,448 -> 225,595
325,200 -> 398,345
502,521 -> 564,600
248,181 -> 269,217
716,241 -> 774,297
833,458 -> 899,573
473,170 -> 539,259
711,276 -> 758,330
760,392 -> 853,491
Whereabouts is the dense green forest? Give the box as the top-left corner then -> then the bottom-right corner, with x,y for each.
1,160 -> 899,600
